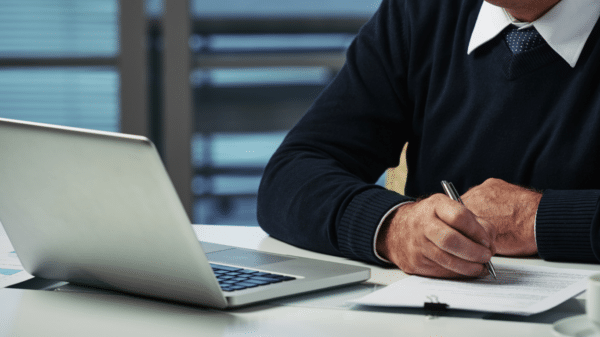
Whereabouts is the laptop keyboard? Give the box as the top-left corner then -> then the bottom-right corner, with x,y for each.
210,263 -> 296,292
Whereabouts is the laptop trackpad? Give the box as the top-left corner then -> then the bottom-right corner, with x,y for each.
206,249 -> 293,268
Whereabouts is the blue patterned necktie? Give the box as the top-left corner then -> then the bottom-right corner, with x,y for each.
502,25 -> 545,54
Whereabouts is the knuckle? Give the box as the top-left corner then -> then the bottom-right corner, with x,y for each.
484,177 -> 500,186
415,196 -> 439,216
429,193 -> 447,203
421,194 -> 443,210
445,208 -> 472,228
446,209 -> 465,223
437,230 -> 460,250
431,249 -> 452,267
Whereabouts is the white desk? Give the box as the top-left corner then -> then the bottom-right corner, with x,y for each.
1,225 -> 599,337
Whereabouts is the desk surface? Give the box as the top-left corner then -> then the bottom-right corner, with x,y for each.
2,224 -> 599,337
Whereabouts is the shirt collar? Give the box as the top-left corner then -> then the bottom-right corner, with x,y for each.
467,0 -> 600,67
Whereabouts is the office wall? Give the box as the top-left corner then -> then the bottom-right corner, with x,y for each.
0,0 -> 383,226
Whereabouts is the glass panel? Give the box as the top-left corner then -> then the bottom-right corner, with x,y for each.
193,175 -> 263,196
191,0 -> 383,226
192,0 -> 382,17
211,132 -> 287,167
192,132 -> 286,226
192,131 -> 287,168
192,68 -> 330,88
205,34 -> 355,52
0,68 -> 119,132
0,0 -> 118,57
212,176 -> 263,195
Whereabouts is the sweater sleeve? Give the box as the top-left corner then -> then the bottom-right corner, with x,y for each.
536,189 -> 600,263
257,0 -> 415,265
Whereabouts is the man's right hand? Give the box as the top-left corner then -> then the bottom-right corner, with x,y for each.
376,194 -> 496,278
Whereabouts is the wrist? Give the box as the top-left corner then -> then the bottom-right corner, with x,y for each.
375,201 -> 414,262
524,190 -> 543,254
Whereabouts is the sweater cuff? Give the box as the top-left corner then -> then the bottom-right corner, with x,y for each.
536,189 -> 600,263
338,187 -> 412,266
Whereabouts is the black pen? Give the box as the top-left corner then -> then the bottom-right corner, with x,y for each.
441,180 -> 498,280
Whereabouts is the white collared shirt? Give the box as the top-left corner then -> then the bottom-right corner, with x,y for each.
467,0 -> 600,67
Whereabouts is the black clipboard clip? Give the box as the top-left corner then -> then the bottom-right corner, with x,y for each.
424,295 -> 448,312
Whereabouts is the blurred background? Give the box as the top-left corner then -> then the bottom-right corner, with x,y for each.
0,0 -> 384,227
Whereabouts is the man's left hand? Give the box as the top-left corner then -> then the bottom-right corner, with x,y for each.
461,178 -> 542,256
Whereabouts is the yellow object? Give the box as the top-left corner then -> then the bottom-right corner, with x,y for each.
385,143 -> 408,195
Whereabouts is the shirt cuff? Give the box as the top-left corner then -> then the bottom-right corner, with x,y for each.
373,201 -> 415,263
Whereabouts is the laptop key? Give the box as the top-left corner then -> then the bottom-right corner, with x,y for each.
225,286 -> 246,291
210,264 -> 242,272
211,263 -> 297,292
254,272 -> 272,277
244,279 -> 271,285
251,276 -> 284,283
220,280 -> 237,284
236,282 -> 259,288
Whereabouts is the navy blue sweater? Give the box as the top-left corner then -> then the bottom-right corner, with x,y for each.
257,0 -> 600,266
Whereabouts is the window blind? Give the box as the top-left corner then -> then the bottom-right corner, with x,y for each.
0,0 -> 119,132
190,0 -> 382,225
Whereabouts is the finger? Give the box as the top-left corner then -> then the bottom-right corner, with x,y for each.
406,255 -> 479,279
422,240 -> 487,277
424,217 -> 492,264
435,196 -> 493,249
476,216 -> 497,256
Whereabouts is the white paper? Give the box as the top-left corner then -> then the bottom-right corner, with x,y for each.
0,222 -> 34,287
352,264 -> 597,315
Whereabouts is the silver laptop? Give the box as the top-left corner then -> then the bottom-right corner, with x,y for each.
0,117 -> 370,308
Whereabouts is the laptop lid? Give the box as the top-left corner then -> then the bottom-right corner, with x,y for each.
0,118 -> 370,308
